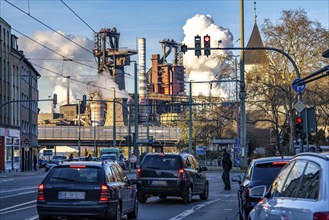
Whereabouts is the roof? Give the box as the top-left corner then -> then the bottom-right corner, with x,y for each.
251,156 -> 293,165
293,152 -> 329,161
245,23 -> 268,65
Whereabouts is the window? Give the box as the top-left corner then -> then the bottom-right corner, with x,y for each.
111,165 -> 122,182
270,161 -> 295,197
296,162 -> 320,200
281,160 -> 307,198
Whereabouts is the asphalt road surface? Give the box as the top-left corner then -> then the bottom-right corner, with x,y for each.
0,171 -> 241,220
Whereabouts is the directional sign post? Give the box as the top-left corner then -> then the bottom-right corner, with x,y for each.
292,78 -> 306,93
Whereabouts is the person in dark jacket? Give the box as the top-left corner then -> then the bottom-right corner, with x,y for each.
222,149 -> 232,190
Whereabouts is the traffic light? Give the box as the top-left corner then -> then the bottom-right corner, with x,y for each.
204,35 -> 211,57
181,44 -> 188,54
82,94 -> 87,105
294,116 -> 304,139
194,35 -> 201,57
53,93 -> 57,106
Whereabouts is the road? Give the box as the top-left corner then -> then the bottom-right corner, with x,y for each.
0,171 -> 241,220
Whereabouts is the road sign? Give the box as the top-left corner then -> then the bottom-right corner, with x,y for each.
129,155 -> 137,163
292,79 -> 306,93
294,100 -> 305,113
196,146 -> 206,155
23,138 -> 29,145
43,150 -> 53,156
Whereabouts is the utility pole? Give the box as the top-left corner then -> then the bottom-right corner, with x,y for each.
189,80 -> 193,154
78,99 -> 81,157
112,88 -> 116,147
133,61 -> 139,161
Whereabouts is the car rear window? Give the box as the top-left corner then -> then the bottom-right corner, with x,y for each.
46,166 -> 103,184
141,155 -> 180,170
252,162 -> 288,181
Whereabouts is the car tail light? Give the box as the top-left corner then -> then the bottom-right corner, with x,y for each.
178,169 -> 186,180
158,153 -> 165,157
272,161 -> 288,165
37,184 -> 45,201
100,184 -> 110,201
314,212 -> 329,220
136,168 -> 141,179
69,165 -> 86,168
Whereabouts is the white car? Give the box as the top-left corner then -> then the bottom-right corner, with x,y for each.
248,152 -> 329,220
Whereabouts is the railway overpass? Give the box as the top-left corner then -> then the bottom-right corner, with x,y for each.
38,125 -> 181,149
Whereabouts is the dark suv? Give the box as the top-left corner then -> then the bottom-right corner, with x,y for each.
37,161 -> 138,220
232,156 -> 292,220
136,152 -> 208,204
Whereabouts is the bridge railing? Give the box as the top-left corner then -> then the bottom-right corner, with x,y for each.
38,125 -> 181,141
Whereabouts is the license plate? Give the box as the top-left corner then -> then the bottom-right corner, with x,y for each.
58,191 -> 85,200
151,181 -> 167,186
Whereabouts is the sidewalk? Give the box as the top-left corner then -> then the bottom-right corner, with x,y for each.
0,169 -> 45,178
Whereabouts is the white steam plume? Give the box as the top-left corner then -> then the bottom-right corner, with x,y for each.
182,14 -> 234,98
17,31 -> 129,113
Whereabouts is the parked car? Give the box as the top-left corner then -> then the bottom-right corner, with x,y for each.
37,161 -> 138,220
136,152 -> 208,204
45,159 -> 63,172
248,152 -> 329,220
232,156 -> 292,220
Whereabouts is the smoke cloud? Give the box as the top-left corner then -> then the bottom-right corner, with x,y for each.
182,14 -> 234,98
17,31 -> 129,112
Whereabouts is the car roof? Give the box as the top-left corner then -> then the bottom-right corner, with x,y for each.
251,156 -> 293,165
293,152 -> 329,161
145,152 -> 193,157
58,161 -> 116,168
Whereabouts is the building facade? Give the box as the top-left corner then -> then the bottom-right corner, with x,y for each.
0,18 -> 40,172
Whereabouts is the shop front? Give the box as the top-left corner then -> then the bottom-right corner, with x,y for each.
0,128 -> 21,172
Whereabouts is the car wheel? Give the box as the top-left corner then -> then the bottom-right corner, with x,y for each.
199,183 -> 209,200
159,195 -> 167,199
127,197 -> 138,219
182,185 -> 192,204
111,202 -> 121,220
137,192 -> 147,203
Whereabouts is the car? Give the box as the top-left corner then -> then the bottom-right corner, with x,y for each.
52,155 -> 67,160
248,152 -> 329,220
37,161 -> 138,220
136,152 -> 208,204
232,156 -> 292,220
100,154 -> 126,170
45,159 -> 63,172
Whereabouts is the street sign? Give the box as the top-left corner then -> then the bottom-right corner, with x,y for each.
43,150 -> 53,156
196,146 -> 206,155
294,100 -> 305,113
129,155 -> 137,163
292,79 -> 306,93
23,138 -> 29,145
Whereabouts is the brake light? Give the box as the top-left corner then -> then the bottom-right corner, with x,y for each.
100,184 -> 110,201
136,168 -> 141,179
272,161 -> 288,165
158,153 -> 165,157
178,169 -> 186,180
37,184 -> 45,201
314,212 -> 329,220
69,165 -> 86,168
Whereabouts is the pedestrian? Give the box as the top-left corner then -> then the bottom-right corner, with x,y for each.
69,153 -> 73,161
221,149 -> 232,190
33,154 -> 38,171
87,154 -> 92,161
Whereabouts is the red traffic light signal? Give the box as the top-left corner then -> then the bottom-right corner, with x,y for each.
295,117 -> 303,123
204,35 -> 211,57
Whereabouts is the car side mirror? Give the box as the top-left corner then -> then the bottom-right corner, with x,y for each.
231,175 -> 242,183
249,185 -> 267,199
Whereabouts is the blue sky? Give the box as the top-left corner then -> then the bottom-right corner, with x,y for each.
1,0 -> 328,112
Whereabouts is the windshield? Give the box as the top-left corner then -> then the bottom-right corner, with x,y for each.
141,155 -> 180,170
47,167 -> 102,184
100,154 -> 117,161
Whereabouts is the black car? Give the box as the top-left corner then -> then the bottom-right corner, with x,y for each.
37,161 -> 138,220
136,152 -> 208,204
232,156 -> 292,220
44,159 -> 63,172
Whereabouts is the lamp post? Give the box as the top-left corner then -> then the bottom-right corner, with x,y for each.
112,88 -> 116,147
78,99 -> 81,157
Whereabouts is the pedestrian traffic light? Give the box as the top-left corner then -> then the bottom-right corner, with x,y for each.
204,35 -> 211,57
181,44 -> 188,54
194,35 -> 201,57
294,116 -> 304,139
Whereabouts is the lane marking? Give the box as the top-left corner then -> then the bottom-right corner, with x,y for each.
0,190 -> 36,199
0,186 -> 37,193
0,205 -> 36,215
0,200 -> 36,212
169,195 -> 231,220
